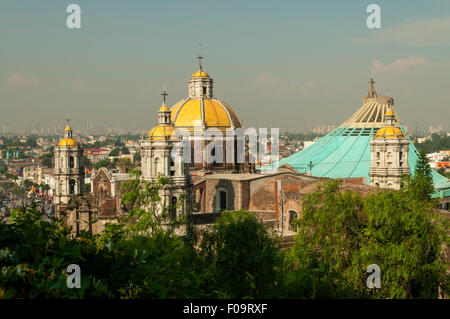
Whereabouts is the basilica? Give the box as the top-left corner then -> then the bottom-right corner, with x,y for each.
53,57 -> 450,237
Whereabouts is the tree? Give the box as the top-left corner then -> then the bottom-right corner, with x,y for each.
109,148 -> 120,157
81,155 -> 92,170
39,146 -> 54,168
121,146 -> 130,155
117,157 -> 133,169
25,136 -> 37,148
199,210 -> 282,298
289,180 -> 449,299
94,159 -> 113,170
133,152 -> 141,163
114,138 -> 124,147
411,148 -> 434,201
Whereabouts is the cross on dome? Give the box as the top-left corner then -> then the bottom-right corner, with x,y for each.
197,55 -> 203,71
161,90 -> 168,104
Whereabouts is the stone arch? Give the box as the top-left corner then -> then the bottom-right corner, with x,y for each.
212,179 -> 235,213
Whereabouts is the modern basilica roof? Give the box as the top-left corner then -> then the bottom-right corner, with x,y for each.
269,79 -> 450,198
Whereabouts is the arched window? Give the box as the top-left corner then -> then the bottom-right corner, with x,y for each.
216,189 -> 227,212
69,156 -> 75,168
289,210 -> 298,232
69,179 -> 76,194
376,152 -> 380,160
170,158 -> 175,176
170,196 -> 177,220
154,158 -> 159,176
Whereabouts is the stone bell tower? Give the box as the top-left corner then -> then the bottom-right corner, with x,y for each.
370,108 -> 410,190
141,91 -> 191,233
54,118 -> 84,205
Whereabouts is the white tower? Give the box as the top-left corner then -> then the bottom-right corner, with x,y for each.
370,108 -> 410,189
141,91 -> 190,231
54,119 -> 84,204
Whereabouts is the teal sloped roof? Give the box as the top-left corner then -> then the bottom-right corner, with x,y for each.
266,125 -> 450,198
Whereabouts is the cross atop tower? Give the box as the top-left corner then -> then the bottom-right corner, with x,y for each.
365,78 -> 377,99
161,90 -> 168,104
65,113 -> 70,126
197,55 -> 203,70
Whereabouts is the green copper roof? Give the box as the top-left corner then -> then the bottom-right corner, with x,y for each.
265,125 -> 450,198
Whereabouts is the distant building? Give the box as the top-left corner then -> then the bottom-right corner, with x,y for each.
83,147 -> 110,164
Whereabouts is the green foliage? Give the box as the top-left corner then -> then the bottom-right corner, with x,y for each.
94,159 -> 113,170
114,138 -> 124,147
121,146 -> 130,155
133,152 -> 141,163
289,179 -> 449,299
1,172 -> 447,299
109,148 -> 120,157
415,133 -> 450,153
411,149 -> 435,201
199,210 -> 282,298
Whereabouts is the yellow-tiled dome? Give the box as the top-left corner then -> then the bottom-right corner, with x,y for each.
159,105 -> 169,111
58,138 -> 78,147
191,70 -> 209,78
147,125 -> 176,140
385,110 -> 394,116
376,127 -> 404,139
170,98 -> 241,130
65,125 -> 72,131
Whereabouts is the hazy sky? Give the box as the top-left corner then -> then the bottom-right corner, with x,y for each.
1,0 -> 450,132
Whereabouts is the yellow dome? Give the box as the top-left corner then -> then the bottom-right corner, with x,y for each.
376,127 -> 404,139
192,70 -> 209,78
159,105 -> 169,111
65,125 -> 72,131
170,98 -> 241,130
147,125 -> 176,140
58,138 -> 78,147
385,110 -> 394,116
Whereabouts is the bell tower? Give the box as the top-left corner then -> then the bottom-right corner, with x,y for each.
141,91 -> 191,234
54,118 -> 84,205
370,109 -> 410,189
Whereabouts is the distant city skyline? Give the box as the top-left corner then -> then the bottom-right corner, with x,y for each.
1,0 -> 450,132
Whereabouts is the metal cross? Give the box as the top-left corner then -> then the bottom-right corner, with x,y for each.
161,90 -> 168,104
197,55 -> 203,70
